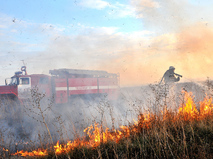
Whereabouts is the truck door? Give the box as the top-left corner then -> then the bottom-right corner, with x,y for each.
18,77 -> 31,99
38,77 -> 51,97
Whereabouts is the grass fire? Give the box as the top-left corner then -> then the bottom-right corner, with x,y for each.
1,88 -> 213,158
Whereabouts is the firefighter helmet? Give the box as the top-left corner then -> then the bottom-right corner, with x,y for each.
169,66 -> 175,70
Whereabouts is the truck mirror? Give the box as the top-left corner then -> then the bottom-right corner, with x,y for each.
5,79 -> 7,85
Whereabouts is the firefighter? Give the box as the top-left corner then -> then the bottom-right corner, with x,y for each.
159,66 -> 182,84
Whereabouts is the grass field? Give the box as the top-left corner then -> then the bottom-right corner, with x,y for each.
1,82 -> 213,158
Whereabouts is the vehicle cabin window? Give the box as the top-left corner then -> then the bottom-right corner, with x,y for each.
20,78 -> 30,85
39,77 -> 49,84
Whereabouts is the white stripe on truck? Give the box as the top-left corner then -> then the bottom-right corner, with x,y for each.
55,85 -> 117,91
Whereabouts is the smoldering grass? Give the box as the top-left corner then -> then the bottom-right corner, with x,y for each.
1,80 -> 213,158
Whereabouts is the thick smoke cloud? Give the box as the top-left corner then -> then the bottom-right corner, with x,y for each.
175,24 -> 213,80
25,0 -> 213,86
28,29 -> 165,86
130,0 -> 213,83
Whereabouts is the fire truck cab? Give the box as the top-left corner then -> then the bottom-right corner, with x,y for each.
6,74 -> 32,99
1,67 -> 50,102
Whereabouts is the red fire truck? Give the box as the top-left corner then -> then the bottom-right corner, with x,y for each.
0,66 -> 119,104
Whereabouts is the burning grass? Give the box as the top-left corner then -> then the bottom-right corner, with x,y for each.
2,90 -> 213,158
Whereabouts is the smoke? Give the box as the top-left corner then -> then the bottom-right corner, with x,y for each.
26,30 -> 179,86
175,24 -> 213,80
0,86 -> 154,151
131,0 -> 191,33
29,25 -> 213,86
1,1 -> 213,86
25,0 -> 213,86
129,0 -> 213,83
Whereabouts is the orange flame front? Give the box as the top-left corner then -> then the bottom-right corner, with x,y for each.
11,91 -> 213,157
200,95 -> 213,117
13,149 -> 48,157
178,91 -> 199,120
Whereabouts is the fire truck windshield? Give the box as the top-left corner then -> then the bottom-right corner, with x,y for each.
9,77 -> 18,85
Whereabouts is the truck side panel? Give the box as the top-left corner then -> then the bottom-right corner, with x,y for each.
30,75 -> 52,98
54,78 -> 68,104
68,78 -> 98,95
53,76 -> 119,104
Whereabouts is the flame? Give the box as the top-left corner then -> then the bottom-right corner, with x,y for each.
13,149 -> 48,157
11,91 -> 213,157
3,148 -> 8,152
178,91 -> 199,120
177,91 -> 213,120
199,95 -> 213,117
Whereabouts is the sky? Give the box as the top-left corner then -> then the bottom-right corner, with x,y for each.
0,0 -> 213,86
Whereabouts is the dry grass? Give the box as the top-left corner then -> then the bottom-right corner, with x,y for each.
0,81 -> 213,158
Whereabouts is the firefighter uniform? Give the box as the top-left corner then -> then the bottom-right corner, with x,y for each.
160,66 -> 180,84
